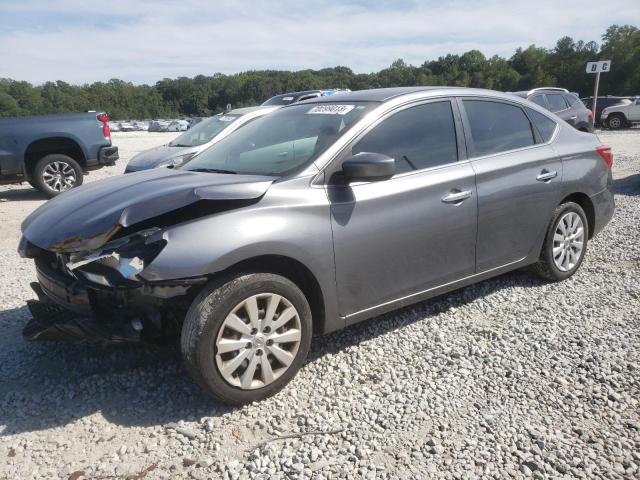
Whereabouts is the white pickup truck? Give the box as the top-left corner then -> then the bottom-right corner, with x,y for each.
601,97 -> 640,129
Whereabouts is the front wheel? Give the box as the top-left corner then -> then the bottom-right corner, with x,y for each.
32,154 -> 83,197
181,273 -> 312,405
607,114 -> 625,130
531,202 -> 588,281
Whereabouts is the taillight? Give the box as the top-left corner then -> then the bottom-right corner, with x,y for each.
596,145 -> 612,169
97,113 -> 110,140
587,109 -> 593,121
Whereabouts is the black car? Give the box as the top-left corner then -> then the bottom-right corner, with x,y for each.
512,88 -> 593,132
261,90 -> 323,106
581,96 -> 632,126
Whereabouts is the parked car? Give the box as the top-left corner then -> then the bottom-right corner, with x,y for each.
148,120 -> 170,132
262,90 -> 324,106
19,87 -> 614,404
108,121 -> 121,132
512,88 -> 593,132
125,106 -> 280,172
118,122 -> 136,132
262,89 -> 351,106
581,96 -> 631,125
0,112 -> 118,196
132,121 -> 149,131
600,97 -> 640,129
167,120 -> 190,132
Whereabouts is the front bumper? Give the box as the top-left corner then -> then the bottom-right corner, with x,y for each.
24,255 -> 204,344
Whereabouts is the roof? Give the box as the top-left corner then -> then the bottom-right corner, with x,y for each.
511,87 -> 569,98
300,86 -> 509,104
228,106 -> 274,115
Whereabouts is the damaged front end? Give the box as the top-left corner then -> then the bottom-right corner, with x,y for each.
18,167 -> 275,344
20,229 -> 207,344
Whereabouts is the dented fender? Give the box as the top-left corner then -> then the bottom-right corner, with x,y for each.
20,167 -> 274,253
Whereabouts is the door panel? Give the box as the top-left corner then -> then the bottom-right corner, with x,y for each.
472,146 -> 562,271
329,162 -> 477,316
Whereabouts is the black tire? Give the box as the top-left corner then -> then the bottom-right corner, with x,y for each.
181,273 -> 312,405
32,154 -> 83,197
607,114 -> 626,130
531,202 -> 589,281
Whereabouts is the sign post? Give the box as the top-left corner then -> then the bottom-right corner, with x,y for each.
586,60 -> 612,129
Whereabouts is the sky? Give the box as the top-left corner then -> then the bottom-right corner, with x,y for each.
1,0 -> 638,85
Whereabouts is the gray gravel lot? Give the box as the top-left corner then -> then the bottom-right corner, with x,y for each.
1,130 -> 639,480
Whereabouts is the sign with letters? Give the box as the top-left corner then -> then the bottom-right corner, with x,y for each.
586,60 -> 612,129
586,60 -> 612,74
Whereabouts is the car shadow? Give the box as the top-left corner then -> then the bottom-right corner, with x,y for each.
0,187 -> 49,202
613,173 -> 640,196
0,268 -> 545,436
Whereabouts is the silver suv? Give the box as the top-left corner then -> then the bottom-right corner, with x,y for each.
512,88 -> 593,132
601,97 -> 640,129
20,87 -> 614,404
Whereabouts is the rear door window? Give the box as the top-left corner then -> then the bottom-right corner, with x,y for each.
352,101 -> 458,174
563,93 -> 579,107
462,100 -> 535,157
546,94 -> 569,112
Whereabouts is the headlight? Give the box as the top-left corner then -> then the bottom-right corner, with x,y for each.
66,228 -> 166,287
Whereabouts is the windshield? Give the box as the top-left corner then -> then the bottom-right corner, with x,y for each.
182,102 -> 374,176
169,114 -> 241,147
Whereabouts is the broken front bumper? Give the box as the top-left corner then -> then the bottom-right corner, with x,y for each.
23,256 -> 205,344
24,282 -> 140,343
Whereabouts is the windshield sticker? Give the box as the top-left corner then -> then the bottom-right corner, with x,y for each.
307,105 -> 356,115
218,116 -> 236,122
282,96 -> 294,101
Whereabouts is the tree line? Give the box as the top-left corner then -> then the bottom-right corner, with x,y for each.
0,25 -> 637,120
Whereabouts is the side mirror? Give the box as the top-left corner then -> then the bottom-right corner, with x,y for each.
342,152 -> 395,182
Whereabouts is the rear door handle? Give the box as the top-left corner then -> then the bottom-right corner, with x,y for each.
536,170 -> 557,182
441,190 -> 473,204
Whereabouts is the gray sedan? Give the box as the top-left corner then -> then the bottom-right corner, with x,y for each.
20,87 -> 614,404
124,106 -> 280,172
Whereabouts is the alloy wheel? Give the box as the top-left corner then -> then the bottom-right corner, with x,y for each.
552,212 -> 585,272
42,161 -> 76,192
215,293 -> 302,390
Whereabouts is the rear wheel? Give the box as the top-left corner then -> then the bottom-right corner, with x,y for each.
531,202 -> 588,281
607,114 -> 625,130
181,273 -> 312,405
32,154 -> 83,197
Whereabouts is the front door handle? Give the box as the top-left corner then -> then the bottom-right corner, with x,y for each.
441,190 -> 473,204
536,170 -> 558,182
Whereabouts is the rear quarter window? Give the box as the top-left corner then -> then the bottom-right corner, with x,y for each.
463,100 -> 535,157
526,108 -> 558,143
563,93 -> 580,107
546,94 -> 569,112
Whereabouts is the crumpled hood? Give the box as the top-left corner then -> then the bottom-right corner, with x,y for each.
22,167 -> 274,253
126,144 -> 197,171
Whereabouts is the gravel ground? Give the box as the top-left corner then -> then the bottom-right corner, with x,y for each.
1,130 -> 639,480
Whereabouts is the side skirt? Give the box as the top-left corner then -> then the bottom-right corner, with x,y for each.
343,256 -> 532,327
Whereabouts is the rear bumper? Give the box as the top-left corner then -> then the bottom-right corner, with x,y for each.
85,145 -> 119,170
591,187 -> 615,237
